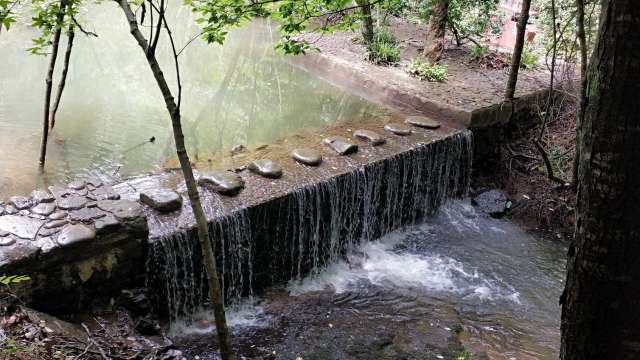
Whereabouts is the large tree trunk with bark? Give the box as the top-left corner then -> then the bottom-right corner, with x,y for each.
356,0 -> 374,44
504,0 -> 531,100
50,26 -> 75,130
560,1 -> 640,359
39,0 -> 67,166
423,0 -> 449,62
571,0 -> 589,188
116,1 -> 234,359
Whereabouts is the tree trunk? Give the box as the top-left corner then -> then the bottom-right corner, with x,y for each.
423,0 -> 449,62
571,0 -> 589,188
39,0 -> 67,166
504,0 -> 532,100
116,1 -> 234,359
560,1 -> 640,359
50,25 -> 75,130
356,0 -> 374,44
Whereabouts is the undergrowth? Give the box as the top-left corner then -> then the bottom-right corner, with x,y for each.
366,28 -> 400,65
407,58 -> 448,82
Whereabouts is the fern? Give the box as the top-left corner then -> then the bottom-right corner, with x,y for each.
0,275 -> 31,285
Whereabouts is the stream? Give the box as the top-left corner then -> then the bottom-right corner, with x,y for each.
173,200 -> 566,360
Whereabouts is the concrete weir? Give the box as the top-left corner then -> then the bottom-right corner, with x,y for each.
0,118 -> 471,316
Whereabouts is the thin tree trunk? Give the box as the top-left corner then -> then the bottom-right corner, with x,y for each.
504,0 -> 532,100
356,0 -> 374,43
560,0 -> 640,358
39,0 -> 67,166
116,1 -> 234,359
50,25 -> 75,130
571,0 -> 588,189
423,0 -> 449,62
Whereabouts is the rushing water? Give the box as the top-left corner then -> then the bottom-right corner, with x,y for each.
175,201 -> 567,359
0,6 -> 387,198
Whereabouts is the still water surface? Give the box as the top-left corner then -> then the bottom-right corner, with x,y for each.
0,6 -> 386,198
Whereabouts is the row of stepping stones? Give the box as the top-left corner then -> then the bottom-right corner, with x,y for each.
140,116 -> 440,212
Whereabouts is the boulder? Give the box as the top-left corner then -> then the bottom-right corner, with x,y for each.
405,116 -> 441,129
292,148 -> 323,166
198,171 -> 245,195
323,136 -> 358,155
140,188 -> 183,212
384,123 -> 413,136
353,130 -> 386,146
472,190 -> 511,218
248,159 -> 283,179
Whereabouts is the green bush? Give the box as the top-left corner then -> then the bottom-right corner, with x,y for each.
407,58 -> 448,82
520,46 -> 540,70
366,28 -> 400,65
469,44 -> 489,60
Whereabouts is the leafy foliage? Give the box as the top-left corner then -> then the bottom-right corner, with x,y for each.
0,275 -> 31,285
407,58 -> 447,81
469,44 -> 488,60
0,0 -> 19,31
520,46 -> 539,69
366,28 -> 400,64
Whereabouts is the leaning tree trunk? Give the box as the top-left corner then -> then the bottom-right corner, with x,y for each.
570,0 -> 589,188
50,25 -> 75,130
356,0 -> 374,44
504,0 -> 532,100
560,1 -> 640,359
116,1 -> 234,359
39,0 -> 67,166
423,0 -> 449,62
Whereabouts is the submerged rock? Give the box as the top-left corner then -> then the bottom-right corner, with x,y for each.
31,189 -> 55,203
384,123 -> 413,136
292,148 -> 323,166
57,195 -> 88,210
57,224 -> 96,246
405,116 -> 441,129
9,196 -> 33,210
354,129 -> 386,146
198,171 -> 245,195
140,189 -> 183,212
248,159 -> 283,179
472,190 -> 511,218
31,202 -> 56,216
97,199 -> 143,220
0,215 -> 45,239
324,136 -> 359,155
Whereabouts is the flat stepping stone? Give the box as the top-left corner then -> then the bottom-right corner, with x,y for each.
292,148 -> 322,166
140,188 -> 183,212
68,179 -> 86,190
0,236 -> 16,246
97,199 -> 143,220
45,219 -> 69,229
90,185 -> 120,201
57,195 -> 88,210
31,202 -> 56,216
323,136 -> 358,155
353,130 -> 386,146
0,215 -> 45,239
384,123 -> 413,136
9,196 -> 33,210
95,215 -> 120,233
49,211 -> 68,220
68,208 -> 108,222
57,224 -> 96,247
405,116 -> 441,129
198,171 -> 245,195
248,159 -> 283,179
31,189 -> 55,203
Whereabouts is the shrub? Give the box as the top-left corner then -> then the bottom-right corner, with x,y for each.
469,44 -> 489,61
366,28 -> 400,65
407,58 -> 448,82
520,46 -> 540,70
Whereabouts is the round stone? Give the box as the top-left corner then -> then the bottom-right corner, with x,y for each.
68,179 -> 87,190
57,224 -> 96,247
31,189 -> 55,203
405,116 -> 441,129
9,196 -> 33,210
384,123 -> 413,136
292,148 -> 322,166
248,159 -> 283,179
140,188 -> 183,212
198,171 -> 245,196
0,236 -> 16,246
49,211 -> 68,220
353,130 -> 386,146
45,219 -> 69,229
97,199 -> 143,220
323,136 -> 358,155
57,195 -> 88,210
31,202 -> 56,216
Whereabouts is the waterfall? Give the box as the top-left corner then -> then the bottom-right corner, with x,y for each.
146,130 -> 472,322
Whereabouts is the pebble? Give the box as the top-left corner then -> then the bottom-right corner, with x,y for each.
384,123 -> 413,136
248,159 -> 283,179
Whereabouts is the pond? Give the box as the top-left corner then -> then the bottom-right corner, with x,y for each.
0,5 -> 388,199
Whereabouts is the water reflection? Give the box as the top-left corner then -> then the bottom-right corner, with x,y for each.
0,5 -> 386,197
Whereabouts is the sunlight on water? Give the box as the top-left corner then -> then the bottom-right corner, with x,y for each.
0,5 -> 387,198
